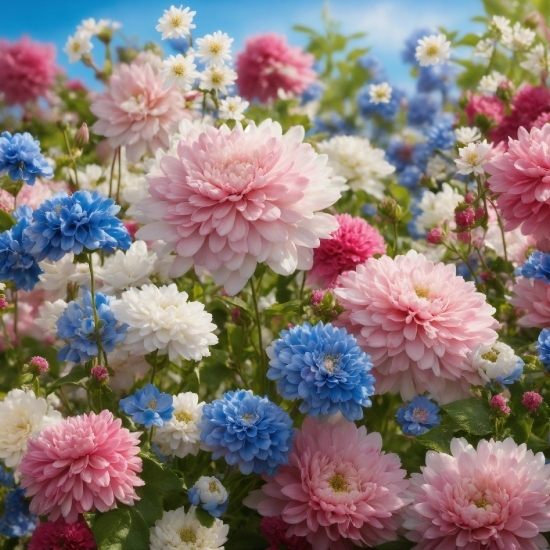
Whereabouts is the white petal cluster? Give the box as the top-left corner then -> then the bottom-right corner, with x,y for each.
192,476 -> 228,506
415,182 -> 464,234
369,82 -> 392,104
199,65 -> 237,95
63,31 -> 93,63
491,15 -> 512,38
153,392 -> 204,458
150,506 -> 228,550
218,96 -> 249,121
455,140 -> 491,175
0,390 -> 62,468
317,135 -> 395,198
78,18 -> 121,35
521,44 -> 550,77
474,38 -> 494,60
160,54 -> 199,91
111,284 -> 218,362
415,34 -> 451,66
478,71 -> 507,94
106,348 -> 151,393
155,5 -> 196,40
38,254 -> 78,299
471,342 -> 522,383
425,156 -> 452,181
501,22 -> 535,51
196,31 -> 233,66
454,126 -> 482,144
36,300 -> 68,338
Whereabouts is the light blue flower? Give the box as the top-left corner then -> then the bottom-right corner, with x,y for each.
397,396 -> 441,436
537,329 -> 550,368
407,94 -> 440,127
518,252 -> 550,283
120,384 -> 174,428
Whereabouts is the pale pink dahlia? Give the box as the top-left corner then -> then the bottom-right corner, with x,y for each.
307,213 -> 386,289
136,120 -> 343,295
0,37 -> 58,106
247,417 -> 409,550
485,125 -> 550,241
91,62 -> 186,162
403,437 -> 550,550
334,250 -> 499,402
236,33 -> 317,103
510,277 -> 550,328
19,410 -> 143,523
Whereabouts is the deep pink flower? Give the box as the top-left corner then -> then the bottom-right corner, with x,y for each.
136,120 -> 342,295
0,37 -> 58,106
523,391 -> 543,412
490,394 -> 511,414
455,206 -> 475,228
403,437 -> 550,549
334,250 -> 498,402
307,214 -> 386,289
464,93 -> 505,126
236,33 -> 317,102
426,227 -> 443,244
91,365 -> 109,382
247,417 -> 409,550
29,518 -> 97,550
29,356 -> 49,373
261,516 -> 312,550
19,410 -> 143,523
91,62 -> 187,162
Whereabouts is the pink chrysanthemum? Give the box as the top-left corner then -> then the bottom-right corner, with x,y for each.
403,437 -> 550,550
29,518 -> 97,550
236,33 -> 317,103
510,277 -> 550,328
19,410 -> 143,523
307,214 -> 386,289
91,62 -> 187,162
0,37 -> 58,106
464,93 -> 505,126
485,125 -> 550,242
136,120 -> 343,295
247,417 -> 409,550
333,250 -> 498,402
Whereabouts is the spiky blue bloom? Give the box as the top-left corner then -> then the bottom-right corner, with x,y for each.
401,27 -> 436,64
397,396 -> 441,436
0,206 -> 42,291
358,85 -> 406,121
425,117 -> 456,151
0,132 -> 53,186
417,64 -> 456,94
56,290 -> 127,363
188,478 -> 228,518
23,190 -> 131,262
537,329 -> 550,368
0,486 -> 36,537
407,94 -> 440,127
358,54 -> 386,82
301,81 -> 324,104
519,251 -> 550,283
120,384 -> 174,428
266,322 -> 375,421
198,390 -> 294,476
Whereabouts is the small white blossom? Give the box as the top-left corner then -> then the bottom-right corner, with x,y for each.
155,5 -> 196,40
416,182 -> 464,234
471,342 -> 523,384
218,96 -> 249,121
63,31 -> 93,63
455,140 -> 491,175
415,34 -> 451,66
199,65 -> 237,95
37,254 -> 77,299
454,126 -> 482,144
478,71 -> 507,94
501,22 -> 535,51
78,18 -> 119,35
35,300 -> 68,338
369,82 -> 392,104
491,15 -> 512,39
0,282 -> 5,291
191,476 -> 228,506
426,155 -> 452,181
195,31 -> 233,66
521,44 -> 550,77
474,38 -> 495,60
160,54 -> 199,91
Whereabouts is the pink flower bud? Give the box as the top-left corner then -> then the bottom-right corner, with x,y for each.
231,307 -> 241,323
490,394 -> 511,415
455,206 -> 475,228
426,227 -> 443,245
91,365 -> 109,382
464,192 -> 475,204
457,231 -> 471,244
30,356 -> 49,373
475,207 -> 485,220
75,123 -> 89,147
123,220 -> 138,239
522,391 -> 543,412
286,323 -> 294,330
0,296 -> 8,310
480,271 -> 493,281
311,289 -> 325,307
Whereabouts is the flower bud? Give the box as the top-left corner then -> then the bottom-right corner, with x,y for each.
91,365 -> 109,383
378,198 -> 403,222
0,295 -> 8,310
455,205 -> 475,228
75,123 -> 89,148
29,356 -> 49,374
522,391 -> 543,412
490,394 -> 511,415
464,192 -> 475,204
426,227 -> 443,245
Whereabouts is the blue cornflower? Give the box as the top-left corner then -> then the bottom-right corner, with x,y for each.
23,190 -> 131,262
56,290 -> 127,363
0,206 -> 42,291
120,384 -> 174,428
358,54 -> 387,82
358,85 -> 406,121
402,28 -> 436,64
0,132 -> 53,186
188,476 -> 228,518
398,164 -> 422,188
417,64 -> 456,94
397,396 -> 441,436
301,81 -> 324,104
519,252 -> 550,283
425,117 -> 456,151
0,486 -> 36,537
407,94 -> 440,127
537,329 -> 550,368
267,322 -> 375,421
198,389 -> 294,476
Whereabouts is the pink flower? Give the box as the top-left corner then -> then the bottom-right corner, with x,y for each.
247,417 -> 409,550
403,437 -> 550,549
91,62 -> 187,162
334,250 -> 498,402
260,516 -> 312,550
29,356 -> 49,373
236,33 -> 316,102
486,125 -> 550,242
0,180 -> 69,213
490,394 -> 511,415
19,410 -> 143,523
91,365 -> 109,382
29,518 -> 97,550
136,120 -> 343,295
464,93 -> 505,126
0,37 -> 58,106
512,278 -> 550,328
523,391 -> 543,412
426,227 -> 443,244
307,214 -> 386,289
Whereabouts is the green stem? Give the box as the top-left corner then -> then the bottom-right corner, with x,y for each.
59,387 -> 75,415
108,148 -> 118,198
487,196 -> 508,264
63,130 -> 80,189
299,271 -> 307,300
392,220 -> 399,257
150,350 -> 159,384
116,146 -> 122,204
87,254 -> 104,364
249,278 -> 266,395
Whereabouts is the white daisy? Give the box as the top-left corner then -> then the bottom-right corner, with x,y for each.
160,54 -> 199,91
35,300 -> 68,339
63,31 -> 93,63
501,22 -> 535,51
474,38 -> 495,60
78,18 -> 117,35
155,5 -> 196,40
415,182 -> 464,234
478,71 -> 507,94
369,82 -> 392,104
199,65 -> 237,95
454,126 -> 482,144
218,96 -> 249,121
491,15 -> 512,39
415,34 -> 451,66
455,140 -> 491,175
195,31 -> 233,66
521,44 -> 550,77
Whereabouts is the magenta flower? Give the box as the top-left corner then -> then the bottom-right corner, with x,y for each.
29,518 -> 97,550
19,410 -> 143,523
510,277 -> 550,328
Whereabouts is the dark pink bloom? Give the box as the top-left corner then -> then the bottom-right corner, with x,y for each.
426,227 -> 443,245
0,296 -> 7,310
91,365 -> 109,382
523,391 -> 543,412
261,517 -> 311,550
310,289 -> 325,306
455,206 -> 475,228
28,518 -> 97,550
29,356 -> 49,373
490,394 -> 511,414
123,220 -> 138,239
236,33 -> 316,102
464,191 -> 476,204
464,93 -> 505,126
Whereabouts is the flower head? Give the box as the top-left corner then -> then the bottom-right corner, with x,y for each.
155,5 -> 196,39
218,96 -> 249,121
521,43 -> 550,77
501,22 -> 535,51
369,82 -> 392,104
415,182 -> 464,235
490,393 -> 511,414
478,70 -> 508,94
397,396 -> 441,436
91,365 -> 109,382
455,139 -> 491,175
199,389 -> 294,475
260,516 -> 311,550
196,31 -> 233,66
120,384 -> 174,429
199,64 -> 237,95
160,53 -> 199,91
402,27 -> 436,64
0,486 -> 36,538
512,277 -> 550,328
188,476 -> 228,518
29,518 -> 96,550
455,126 -> 482,144
471,341 -> 524,386
63,31 -> 93,63
415,33 -> 451,66
519,251 -> 550,282
537,328 -> 550,367
523,391 -> 543,413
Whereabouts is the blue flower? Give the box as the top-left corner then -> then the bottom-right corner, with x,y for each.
425,117 -> 456,151
24,190 -> 131,262
358,54 -> 386,82
0,132 -> 53,186
407,94 -> 440,127
301,81 -> 324,104
267,322 -> 375,422
311,113 -> 355,136
398,165 -> 422,188
397,396 -> 441,436
188,476 -> 228,518
0,486 -> 36,537
198,390 -> 294,476
358,85 -> 406,121
120,384 -> 174,428
537,329 -> 550,368
519,252 -> 550,283
56,290 -> 127,363
0,206 -> 42,291
386,139 -> 429,174
417,64 -> 456,94
401,28 -> 436,64
0,465 -> 14,488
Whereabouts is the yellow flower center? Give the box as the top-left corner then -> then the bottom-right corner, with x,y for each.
209,481 -> 220,493
210,42 -> 223,54
464,151 -> 480,165
147,399 -> 157,410
241,413 -> 255,422
481,350 -> 499,363
170,15 -> 183,29
172,63 -> 186,77
329,474 -> 348,494
210,71 -> 224,85
71,42 -> 81,53
415,287 -> 430,299
474,498 -> 488,509
179,527 -> 197,543
426,44 -> 439,56
175,410 -> 194,422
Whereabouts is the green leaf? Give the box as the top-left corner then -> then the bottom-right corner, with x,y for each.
225,532 -> 269,550
93,508 -> 150,550
442,399 -> 492,436
195,506 -> 215,528
455,33 -> 482,47
292,24 -> 319,36
215,295 -> 253,316
0,210 -> 15,232
415,424 -> 456,454
46,365 -> 88,395
528,433 -> 550,453
133,484 -> 163,526
139,456 -> 184,492
388,185 -> 411,209
263,300 -> 302,317
507,417 -> 533,444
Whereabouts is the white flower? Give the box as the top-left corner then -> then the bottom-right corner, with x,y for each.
415,34 -> 451,66
63,31 -> 93,63
501,22 -> 535,51
455,140 -> 491,175
478,70 -> 507,94
317,135 -> 395,198
199,65 -> 237,95
491,15 -> 512,38
150,506 -> 228,550
368,82 -> 392,104
35,300 -> 68,338
426,155 -> 452,181
100,241 -> 157,295
160,54 -> 199,91
454,126 -> 482,144
0,282 -> 5,291
474,38 -> 495,60
471,342 -> 522,384
0,390 -> 62,468
218,96 -> 249,121
415,182 -> 464,234
151,241 -> 176,283
153,392 -> 204,458
78,18 -> 118,35
155,5 -> 196,40
521,44 -> 550,77
195,31 -> 233,66
191,476 -> 228,506
37,254 -> 77,299
258,289 -> 276,312
111,284 -> 218,362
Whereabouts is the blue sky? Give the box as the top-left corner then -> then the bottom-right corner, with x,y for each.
4,0 -> 483,89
